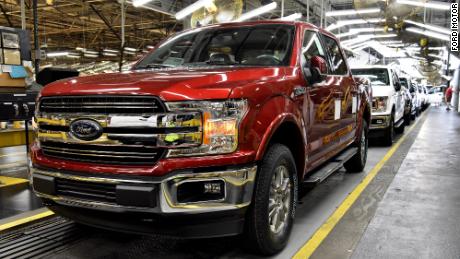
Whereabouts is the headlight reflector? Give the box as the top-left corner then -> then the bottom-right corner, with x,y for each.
165,100 -> 248,157
372,97 -> 388,112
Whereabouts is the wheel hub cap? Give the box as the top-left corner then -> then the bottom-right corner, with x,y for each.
268,165 -> 291,235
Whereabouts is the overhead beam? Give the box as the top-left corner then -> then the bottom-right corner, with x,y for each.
89,3 -> 121,40
0,4 -> 14,27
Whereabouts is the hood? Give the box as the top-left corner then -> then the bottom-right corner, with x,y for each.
40,67 -> 286,101
371,85 -> 394,98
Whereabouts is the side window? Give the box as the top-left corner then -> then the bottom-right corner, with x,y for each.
392,70 -> 399,86
302,30 -> 325,64
322,35 -> 348,75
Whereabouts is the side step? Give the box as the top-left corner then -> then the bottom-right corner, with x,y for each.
303,147 -> 358,184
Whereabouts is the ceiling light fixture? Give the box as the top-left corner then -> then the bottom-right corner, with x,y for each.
278,12 -> 302,21
132,0 -> 153,7
325,7 -> 380,17
327,18 -> 385,31
406,27 -> 450,41
235,2 -> 277,22
397,0 -> 450,10
47,51 -> 69,57
404,20 -> 451,35
175,0 -> 214,20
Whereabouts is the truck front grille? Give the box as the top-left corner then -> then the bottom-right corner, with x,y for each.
39,95 -> 165,114
41,141 -> 165,165
55,178 -> 117,204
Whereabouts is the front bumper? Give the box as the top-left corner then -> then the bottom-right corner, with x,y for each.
31,165 -> 257,237
370,114 -> 391,130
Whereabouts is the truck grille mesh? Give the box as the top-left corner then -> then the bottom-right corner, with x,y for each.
55,178 -> 117,204
39,95 -> 165,114
41,141 -> 164,165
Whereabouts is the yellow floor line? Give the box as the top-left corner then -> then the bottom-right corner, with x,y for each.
0,176 -> 29,188
0,152 -> 26,158
0,210 -> 55,232
293,114 -> 426,259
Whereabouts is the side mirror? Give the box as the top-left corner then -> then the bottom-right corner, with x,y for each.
36,67 -> 80,87
305,55 -> 327,85
409,87 -> 415,93
394,82 -> 401,91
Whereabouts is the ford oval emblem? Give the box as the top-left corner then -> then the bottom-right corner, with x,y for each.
69,119 -> 103,141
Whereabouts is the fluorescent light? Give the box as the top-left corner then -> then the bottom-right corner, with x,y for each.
84,53 -> 99,58
175,0 -> 213,20
325,8 -> 380,17
327,18 -> 385,31
124,47 -> 137,52
75,47 -> 86,51
103,48 -> 119,53
336,27 -> 391,38
279,12 -> 302,21
404,20 -> 450,35
84,50 -> 99,55
103,52 -> 118,57
47,51 -> 69,57
342,33 -> 397,46
132,0 -> 153,7
235,2 -> 277,22
406,27 -> 450,41
397,0 -> 450,10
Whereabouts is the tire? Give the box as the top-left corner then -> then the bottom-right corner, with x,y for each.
404,112 -> 411,126
383,113 -> 394,146
395,118 -> 405,134
344,120 -> 368,173
245,144 -> 298,255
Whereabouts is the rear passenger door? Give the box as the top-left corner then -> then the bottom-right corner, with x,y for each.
321,34 -> 357,147
391,70 -> 404,122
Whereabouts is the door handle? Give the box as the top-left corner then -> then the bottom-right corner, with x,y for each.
293,86 -> 307,97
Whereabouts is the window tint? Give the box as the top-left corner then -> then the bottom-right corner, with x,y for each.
322,35 -> 348,75
302,30 -> 325,62
135,24 -> 295,69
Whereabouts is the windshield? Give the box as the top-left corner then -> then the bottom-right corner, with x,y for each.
134,24 -> 295,70
352,68 -> 390,86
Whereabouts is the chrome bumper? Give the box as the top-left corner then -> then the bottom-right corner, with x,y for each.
31,165 -> 257,214
370,114 -> 391,130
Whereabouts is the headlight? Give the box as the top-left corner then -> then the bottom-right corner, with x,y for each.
372,97 -> 388,112
165,99 -> 248,157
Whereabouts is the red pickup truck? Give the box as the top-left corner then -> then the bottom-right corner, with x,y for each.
31,21 -> 371,255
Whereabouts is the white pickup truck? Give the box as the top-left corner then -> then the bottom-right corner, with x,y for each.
351,65 -> 405,145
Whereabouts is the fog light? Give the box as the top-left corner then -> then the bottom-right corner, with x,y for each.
204,182 -> 222,194
177,180 -> 225,203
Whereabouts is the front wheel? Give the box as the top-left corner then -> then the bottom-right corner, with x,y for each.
383,113 -> 394,146
344,120 -> 368,173
245,144 -> 298,255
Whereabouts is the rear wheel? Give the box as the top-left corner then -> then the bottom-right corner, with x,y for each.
245,144 -> 297,255
344,120 -> 368,173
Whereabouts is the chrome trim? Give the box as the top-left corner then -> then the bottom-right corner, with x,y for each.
31,165 -> 257,213
370,115 -> 391,130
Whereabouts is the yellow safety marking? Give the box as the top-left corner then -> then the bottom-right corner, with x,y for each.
0,176 -> 29,188
293,113 -> 426,259
0,152 -> 26,158
0,210 -> 54,232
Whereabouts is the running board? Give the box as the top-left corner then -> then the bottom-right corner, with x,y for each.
303,147 -> 358,184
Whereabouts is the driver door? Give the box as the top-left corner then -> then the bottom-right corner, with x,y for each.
300,29 -> 340,165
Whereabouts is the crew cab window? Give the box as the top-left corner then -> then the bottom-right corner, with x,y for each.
134,24 -> 295,69
302,30 -> 325,62
391,70 -> 400,86
322,35 -> 348,75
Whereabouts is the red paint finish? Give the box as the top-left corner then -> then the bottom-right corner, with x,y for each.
33,21 -> 371,180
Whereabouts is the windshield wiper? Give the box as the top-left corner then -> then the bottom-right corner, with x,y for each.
136,63 -> 174,69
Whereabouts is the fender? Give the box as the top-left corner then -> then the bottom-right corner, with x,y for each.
249,96 -> 307,162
